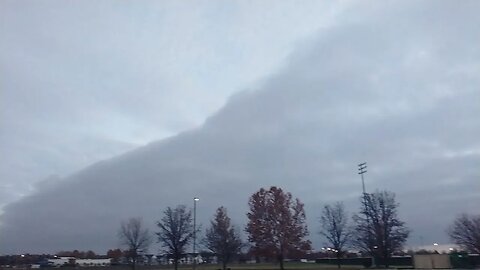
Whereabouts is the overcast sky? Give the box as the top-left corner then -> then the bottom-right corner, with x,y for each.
1,0 -> 479,254
0,0 -> 344,210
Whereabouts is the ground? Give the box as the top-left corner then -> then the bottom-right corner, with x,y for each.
154,263 -> 362,270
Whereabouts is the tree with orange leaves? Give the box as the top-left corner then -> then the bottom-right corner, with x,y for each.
246,186 -> 311,270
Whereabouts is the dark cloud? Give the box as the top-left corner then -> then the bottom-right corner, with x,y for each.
1,0 -> 479,254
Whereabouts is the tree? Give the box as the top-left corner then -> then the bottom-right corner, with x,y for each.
156,205 -> 195,270
205,206 -> 243,270
118,217 -> 152,270
352,191 -> 410,267
85,250 -> 96,259
72,250 -> 81,258
319,202 -> 351,268
106,249 -> 123,264
447,213 -> 480,253
246,186 -> 311,270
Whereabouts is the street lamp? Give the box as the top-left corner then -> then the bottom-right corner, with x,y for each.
193,197 -> 200,270
358,162 -> 367,195
358,163 -> 374,266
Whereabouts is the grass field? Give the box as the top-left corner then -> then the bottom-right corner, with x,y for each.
0,263 -> 364,270
155,263 -> 362,270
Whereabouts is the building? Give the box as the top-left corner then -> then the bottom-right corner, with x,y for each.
48,257 -> 111,267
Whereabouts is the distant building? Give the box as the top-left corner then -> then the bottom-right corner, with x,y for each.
411,244 -> 460,253
48,257 -> 76,267
48,257 -> 111,267
75,259 -> 111,267
156,253 -> 204,265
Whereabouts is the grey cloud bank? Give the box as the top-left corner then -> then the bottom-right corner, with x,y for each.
0,0 -> 336,208
1,1 -> 480,254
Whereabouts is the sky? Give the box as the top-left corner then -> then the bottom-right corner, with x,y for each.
0,0 -> 343,210
1,0 -> 479,254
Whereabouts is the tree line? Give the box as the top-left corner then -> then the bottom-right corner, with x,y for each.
118,186 -> 480,270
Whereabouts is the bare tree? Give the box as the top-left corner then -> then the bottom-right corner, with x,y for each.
205,206 -> 243,270
156,205 -> 195,270
448,213 -> 480,253
352,191 -> 409,268
246,186 -> 311,270
118,217 -> 152,270
319,202 -> 350,268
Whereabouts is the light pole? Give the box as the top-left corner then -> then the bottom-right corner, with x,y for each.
358,162 -> 367,195
193,197 -> 199,270
358,162 -> 374,266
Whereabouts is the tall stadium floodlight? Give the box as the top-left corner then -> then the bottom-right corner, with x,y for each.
193,197 -> 199,270
358,162 -> 367,195
358,162 -> 375,265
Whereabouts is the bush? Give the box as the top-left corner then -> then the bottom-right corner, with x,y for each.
362,259 -> 372,268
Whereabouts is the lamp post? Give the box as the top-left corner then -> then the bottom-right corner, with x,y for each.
193,197 -> 199,270
358,162 -> 367,195
358,163 -> 375,266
